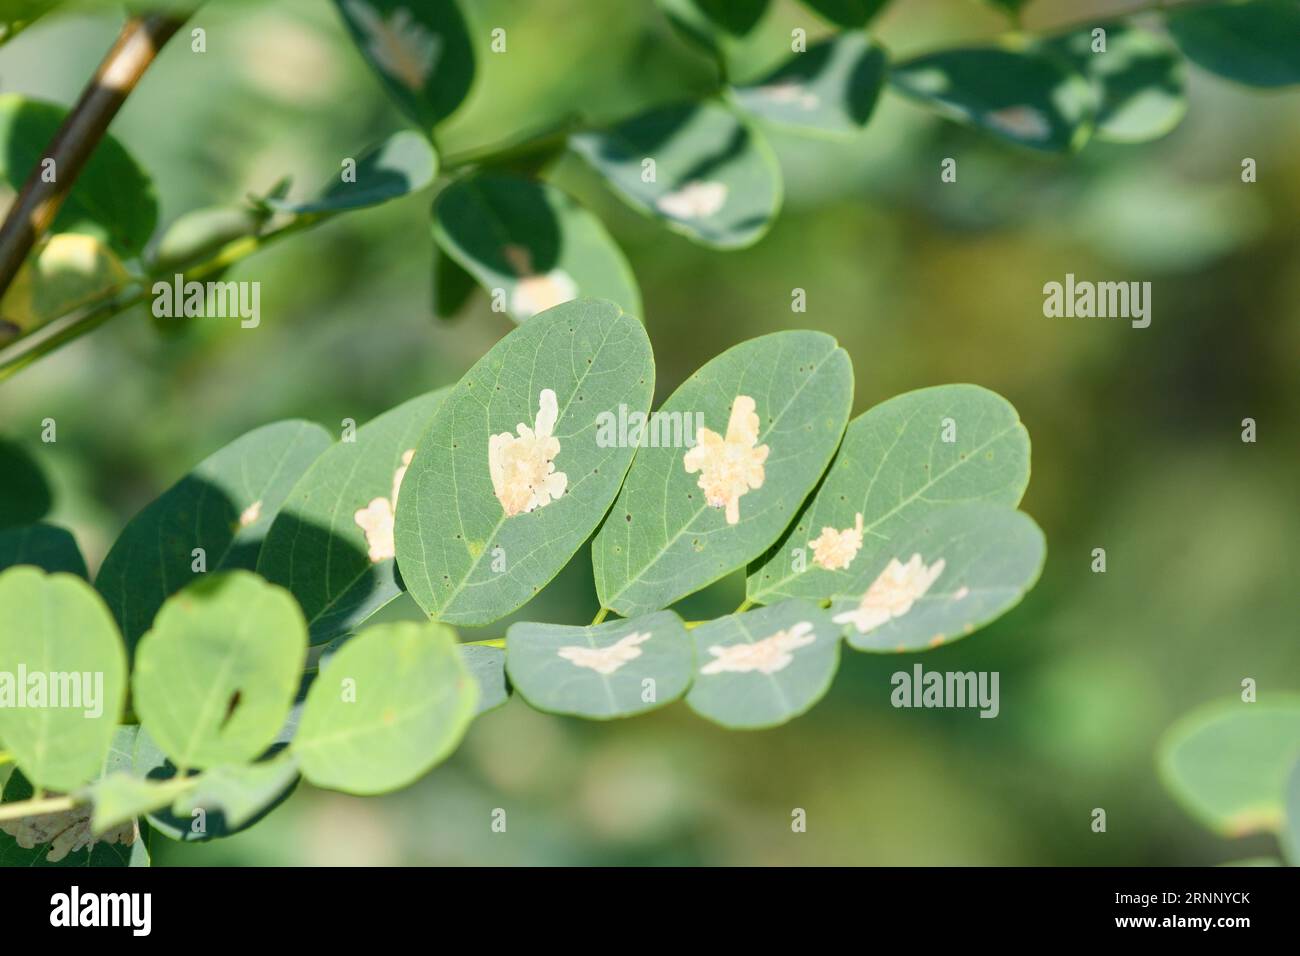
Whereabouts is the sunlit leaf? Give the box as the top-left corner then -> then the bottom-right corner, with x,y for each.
332,0 -> 475,129
506,611 -> 693,719
685,600 -> 840,728
594,330 -> 852,618
890,46 -> 1094,152
0,94 -> 157,255
95,419 -> 330,651
132,571 -> 307,771
0,567 -> 126,791
1040,23 -> 1186,143
87,772 -> 194,834
294,621 -> 478,795
0,522 -> 86,577
571,100 -> 783,248
258,388 -> 449,645
433,173 -> 642,323
731,32 -> 887,136
397,299 -> 654,626
267,130 -> 437,214
1159,697 -> 1300,836
1167,0 -> 1300,88
748,384 -> 1031,607
0,234 -> 129,337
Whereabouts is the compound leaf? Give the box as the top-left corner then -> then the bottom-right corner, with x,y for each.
0,567 -> 126,791
570,100 -> 783,248
397,298 -> 654,626
132,571 -> 307,771
433,172 -> 642,323
890,45 -> 1094,152
258,388 -> 450,645
294,621 -> 478,795
95,419 -> 330,651
685,600 -> 840,729
595,330 -> 852,618
506,610 -> 693,719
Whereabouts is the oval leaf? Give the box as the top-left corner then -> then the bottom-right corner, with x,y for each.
0,567 -> 127,791
685,600 -> 840,729
799,0 -> 890,28
0,233 -> 129,337
1159,697 -> 1300,836
461,644 -> 509,715
506,610 -> 693,719
294,621 -> 478,795
594,330 -> 852,618
0,522 -> 87,577
1040,24 -> 1187,143
397,298 -> 655,626
267,130 -> 437,214
658,0 -> 769,56
95,419 -> 330,651
890,46 -> 1094,152
333,0 -> 475,128
731,33 -> 887,136
0,438 -> 51,529
258,388 -> 450,645
828,503 -> 1045,652
570,100 -> 783,248
1167,0 -> 1300,88
747,384 -> 1030,605
132,571 -> 307,771
0,94 -> 157,255
433,172 -> 642,323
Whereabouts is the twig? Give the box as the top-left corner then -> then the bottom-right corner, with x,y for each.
0,10 -> 193,298
0,793 -> 80,823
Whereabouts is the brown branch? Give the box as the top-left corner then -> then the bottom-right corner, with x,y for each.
0,11 -> 192,305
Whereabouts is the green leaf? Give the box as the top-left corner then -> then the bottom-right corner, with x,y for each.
506,611 -> 693,719
799,0 -> 890,28
267,131 -> 437,214
95,419 -> 330,651
1040,24 -> 1187,143
594,330 -> 852,618
0,567 -> 126,791
1167,0 -> 1300,88
432,173 -> 642,323
148,204 -> 264,273
397,299 -> 655,626
258,389 -> 449,645
333,0 -> 475,129
731,33 -> 887,137
132,723 -> 299,842
982,0 -> 1033,16
570,100 -> 783,248
747,384 -> 1031,606
1159,696 -> 1300,837
0,438 -> 50,529
132,571 -> 307,771
828,503 -> 1045,652
685,600 -> 840,728
433,245 -> 477,319
890,45 -> 1094,152
0,94 -> 157,256
87,772 -> 195,834
0,522 -> 87,577
461,644 -> 510,715
658,0 -> 769,56
1,233 -> 130,337
0,728 -> 150,867
294,621 -> 478,795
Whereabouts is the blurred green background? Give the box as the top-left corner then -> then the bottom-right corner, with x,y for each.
1,0 -> 1298,865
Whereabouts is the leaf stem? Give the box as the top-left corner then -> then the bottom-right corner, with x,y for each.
734,599 -> 753,614
591,607 -> 610,625
0,794 -> 81,823
462,637 -> 506,649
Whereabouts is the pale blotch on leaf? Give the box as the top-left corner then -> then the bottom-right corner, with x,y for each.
503,245 -> 578,319
0,806 -> 136,863
985,106 -> 1050,141
344,0 -> 442,91
700,620 -> 816,675
489,388 -> 568,517
683,394 -> 769,525
832,554 -> 946,634
556,630 -> 652,675
759,81 -> 820,110
354,449 -> 416,562
809,512 -> 864,570
656,180 -> 728,220
237,499 -> 262,530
